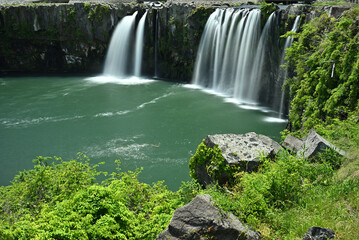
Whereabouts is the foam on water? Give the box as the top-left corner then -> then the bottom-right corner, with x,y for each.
85,76 -> 155,85
0,115 -> 85,128
264,117 -> 288,123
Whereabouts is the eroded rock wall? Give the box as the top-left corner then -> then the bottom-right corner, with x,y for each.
0,3 -> 142,74
0,2 -> 352,79
0,2 -> 214,80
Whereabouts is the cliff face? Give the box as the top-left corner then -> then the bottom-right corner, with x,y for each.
0,2 -> 214,80
0,2 -> 352,80
0,3 -> 137,74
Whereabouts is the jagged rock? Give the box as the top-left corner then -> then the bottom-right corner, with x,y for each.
325,6 -> 351,18
283,4 -> 351,24
193,132 -> 281,186
281,129 -> 346,158
298,129 -> 346,159
204,132 -> 281,171
282,134 -> 303,153
157,194 -> 261,240
303,226 -> 335,240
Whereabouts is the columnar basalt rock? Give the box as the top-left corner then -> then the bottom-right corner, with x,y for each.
0,1 -> 353,77
0,3 -> 137,73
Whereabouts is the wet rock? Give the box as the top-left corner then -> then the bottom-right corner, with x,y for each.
303,226 -> 335,240
157,194 -> 261,240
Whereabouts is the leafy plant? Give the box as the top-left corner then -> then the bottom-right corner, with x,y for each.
0,155 -> 183,239
286,8 -> 359,132
189,141 -> 240,186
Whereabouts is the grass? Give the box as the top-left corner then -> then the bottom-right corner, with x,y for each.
261,115 -> 359,239
265,181 -> 359,239
312,1 -> 350,6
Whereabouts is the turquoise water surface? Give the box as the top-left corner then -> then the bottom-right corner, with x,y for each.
0,76 -> 286,190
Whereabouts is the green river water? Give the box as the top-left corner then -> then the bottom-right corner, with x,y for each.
0,76 -> 286,190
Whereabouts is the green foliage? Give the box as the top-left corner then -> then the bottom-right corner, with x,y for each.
184,147 -> 353,238
260,1 -> 278,26
188,6 -> 214,28
312,0 -> 349,6
83,2 -> 91,12
286,9 -> 359,132
0,155 -> 182,239
189,141 -> 240,185
229,151 -> 333,224
88,4 -> 110,23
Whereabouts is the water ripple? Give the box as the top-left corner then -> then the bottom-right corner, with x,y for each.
0,115 -> 85,128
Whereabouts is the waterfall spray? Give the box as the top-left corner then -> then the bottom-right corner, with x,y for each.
104,12 -> 138,77
192,8 -> 280,106
154,10 -> 159,78
134,10 -> 148,77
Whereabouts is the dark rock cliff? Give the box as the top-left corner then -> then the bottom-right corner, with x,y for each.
0,2 -> 214,79
0,2 -> 352,80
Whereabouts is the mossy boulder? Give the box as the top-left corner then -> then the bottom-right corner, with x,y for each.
189,132 -> 281,187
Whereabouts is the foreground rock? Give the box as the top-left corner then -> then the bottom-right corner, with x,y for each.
157,194 -> 261,240
192,132 -> 281,186
282,129 -> 346,158
205,132 -> 281,171
302,226 -> 335,240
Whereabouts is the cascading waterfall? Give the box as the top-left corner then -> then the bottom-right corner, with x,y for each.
247,12 -> 278,103
134,10 -> 148,77
192,8 -> 281,106
277,15 -> 301,118
154,10 -> 159,78
104,11 -> 148,78
33,15 -> 40,31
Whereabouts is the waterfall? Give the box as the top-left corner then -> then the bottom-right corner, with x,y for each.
192,8 -> 281,106
154,10 -> 159,78
247,12 -> 278,103
104,11 -> 148,78
277,15 -> 300,118
134,10 -> 148,77
104,12 -> 138,77
33,15 -> 40,31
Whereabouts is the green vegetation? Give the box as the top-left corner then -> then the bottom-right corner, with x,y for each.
1,4 -> 359,240
285,8 -> 359,133
0,156 -> 182,239
260,1 -> 278,26
87,5 -> 111,23
187,147 -> 358,239
189,141 -> 240,185
312,0 -> 349,6
187,6 -> 359,239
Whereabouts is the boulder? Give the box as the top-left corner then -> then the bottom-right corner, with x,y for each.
303,226 -> 335,240
157,194 -> 261,240
281,129 -> 346,159
282,134 -> 303,153
298,129 -> 346,159
204,132 -> 281,171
